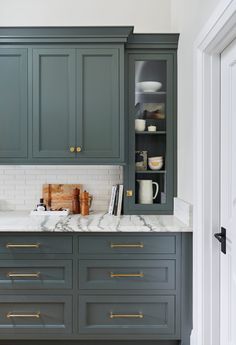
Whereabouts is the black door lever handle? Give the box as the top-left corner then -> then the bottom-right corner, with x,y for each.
214,227 -> 226,254
214,233 -> 224,242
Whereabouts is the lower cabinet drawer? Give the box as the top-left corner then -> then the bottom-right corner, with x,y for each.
0,235 -> 72,254
79,259 -> 176,290
0,295 -> 72,334
78,295 -> 176,335
0,260 -> 72,290
79,235 -> 177,255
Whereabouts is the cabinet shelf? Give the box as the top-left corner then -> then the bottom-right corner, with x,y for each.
135,131 -> 166,135
135,170 -> 166,174
135,91 -> 166,95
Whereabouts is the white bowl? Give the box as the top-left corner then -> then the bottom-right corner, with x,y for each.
148,157 -> 164,170
137,81 -> 162,93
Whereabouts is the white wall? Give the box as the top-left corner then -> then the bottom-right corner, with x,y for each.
0,0 -> 171,32
171,0 -> 222,203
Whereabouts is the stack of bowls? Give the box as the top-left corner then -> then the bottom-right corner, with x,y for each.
148,156 -> 164,170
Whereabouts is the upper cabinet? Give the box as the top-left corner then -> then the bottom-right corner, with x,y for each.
0,27 -> 129,164
32,48 -> 76,159
0,48 -> 28,159
124,35 -> 178,214
76,48 -> 122,161
0,28 -> 178,173
32,46 -> 123,163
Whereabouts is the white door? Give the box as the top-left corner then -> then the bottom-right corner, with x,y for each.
219,38 -> 236,345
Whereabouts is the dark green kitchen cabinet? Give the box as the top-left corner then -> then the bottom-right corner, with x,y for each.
32,48 -> 76,159
0,295 -> 72,334
0,232 -> 192,344
0,28 -> 178,170
76,48 -> 122,161
124,35 -> 178,214
78,295 -> 176,335
0,27 -> 130,164
0,48 -> 28,158
0,260 -> 72,290
32,46 -> 123,163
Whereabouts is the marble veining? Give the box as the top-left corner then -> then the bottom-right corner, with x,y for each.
0,211 -> 192,232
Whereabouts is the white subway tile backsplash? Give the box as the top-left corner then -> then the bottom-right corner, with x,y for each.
0,165 -> 123,211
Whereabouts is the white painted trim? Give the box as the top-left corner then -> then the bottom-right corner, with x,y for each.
193,1 -> 236,344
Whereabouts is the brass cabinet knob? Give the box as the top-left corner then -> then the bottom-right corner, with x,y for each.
76,146 -> 82,153
70,147 -> 75,153
126,190 -> 133,197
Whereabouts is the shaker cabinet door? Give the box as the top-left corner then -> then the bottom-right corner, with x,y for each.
76,48 -> 123,162
0,49 -> 28,158
32,49 -> 76,158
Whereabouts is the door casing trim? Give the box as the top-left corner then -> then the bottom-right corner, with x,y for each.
193,0 -> 236,344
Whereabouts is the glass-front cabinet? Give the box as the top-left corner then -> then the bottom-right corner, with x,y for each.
124,52 -> 177,214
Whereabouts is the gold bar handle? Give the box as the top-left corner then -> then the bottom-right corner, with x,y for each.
110,242 -> 144,249
110,272 -> 144,278
7,272 -> 40,278
110,312 -> 144,319
7,312 -> 40,319
6,243 -> 40,249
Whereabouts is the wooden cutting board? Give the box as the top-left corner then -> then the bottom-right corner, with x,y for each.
42,184 -> 83,212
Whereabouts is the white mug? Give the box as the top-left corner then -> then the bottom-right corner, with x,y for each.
135,119 -> 146,132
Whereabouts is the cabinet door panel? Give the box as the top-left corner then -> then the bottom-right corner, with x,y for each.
79,259 -> 176,290
0,260 -> 72,290
0,235 -> 72,254
79,235 -> 177,255
77,48 -> 120,159
0,49 -> 27,158
79,295 -> 176,336
32,49 -> 76,158
0,295 -> 72,334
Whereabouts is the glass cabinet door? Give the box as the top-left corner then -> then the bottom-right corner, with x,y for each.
125,53 -> 175,214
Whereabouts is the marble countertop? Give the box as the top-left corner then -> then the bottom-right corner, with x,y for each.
0,211 -> 192,232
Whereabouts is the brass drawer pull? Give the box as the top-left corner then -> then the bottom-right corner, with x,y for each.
7,312 -> 40,319
110,242 -> 144,249
70,146 -> 75,153
6,243 -> 40,249
110,312 -> 144,319
110,272 -> 144,278
7,272 -> 40,278
76,146 -> 82,153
